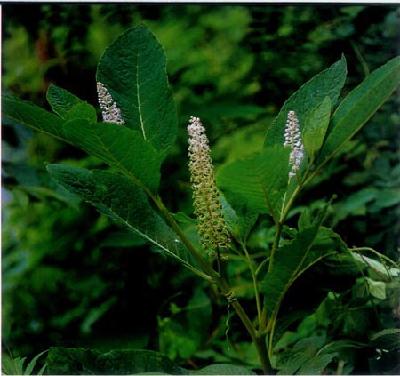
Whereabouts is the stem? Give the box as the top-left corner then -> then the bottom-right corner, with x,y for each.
254,333 -> 274,375
152,195 -> 217,279
268,222 -> 283,273
242,243 -> 262,328
152,195 -> 272,371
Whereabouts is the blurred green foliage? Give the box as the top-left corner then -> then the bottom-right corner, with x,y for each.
2,4 -> 399,374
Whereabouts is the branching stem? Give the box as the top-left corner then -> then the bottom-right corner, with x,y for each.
152,194 -> 273,374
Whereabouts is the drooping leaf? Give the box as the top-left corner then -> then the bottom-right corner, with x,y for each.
318,56 -> 400,164
47,165 -> 200,274
46,84 -> 97,122
302,96 -> 332,160
261,226 -> 320,317
63,118 -> 162,192
3,95 -> 66,141
265,56 -> 347,147
97,26 -> 177,154
217,146 -> 290,221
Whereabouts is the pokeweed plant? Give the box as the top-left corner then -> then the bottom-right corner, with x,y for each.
3,25 -> 400,374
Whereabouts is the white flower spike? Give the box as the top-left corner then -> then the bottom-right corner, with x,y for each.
284,110 -> 304,179
97,82 -> 124,125
188,116 -> 230,254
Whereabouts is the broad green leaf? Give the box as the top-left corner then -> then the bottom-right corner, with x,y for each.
46,84 -> 97,122
265,56 -> 347,147
193,364 -> 255,375
217,146 -> 290,221
97,26 -> 177,154
318,56 -> 400,163
276,336 -> 325,375
45,348 -> 185,375
261,226 -> 320,317
3,95 -> 66,141
365,277 -> 386,300
297,353 -> 336,375
64,103 -> 97,123
63,118 -> 162,192
303,96 -> 332,160
47,165 -> 200,274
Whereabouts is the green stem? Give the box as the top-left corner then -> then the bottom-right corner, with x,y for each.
254,333 -> 274,375
152,195 -> 272,371
242,243 -> 262,328
268,221 -> 283,273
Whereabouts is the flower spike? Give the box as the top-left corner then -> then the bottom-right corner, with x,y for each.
284,110 -> 304,179
188,116 -> 230,255
97,82 -> 124,125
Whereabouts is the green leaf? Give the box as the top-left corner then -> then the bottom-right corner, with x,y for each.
193,364 -> 255,375
63,118 -> 162,192
23,350 -> 48,375
261,226 -> 320,317
47,165 -> 199,274
2,355 -> 26,375
318,56 -> 400,164
3,95 -> 66,141
64,103 -> 97,123
45,348 -> 185,375
303,97 -> 332,160
217,146 -> 290,221
265,56 -> 347,147
365,277 -> 386,300
297,353 -> 336,375
276,336 -> 326,375
97,26 -> 177,154
46,84 -> 97,122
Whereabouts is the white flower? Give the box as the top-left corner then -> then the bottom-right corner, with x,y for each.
97,82 -> 124,125
284,110 -> 304,179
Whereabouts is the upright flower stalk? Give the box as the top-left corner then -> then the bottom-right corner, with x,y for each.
97,82 -> 124,125
187,116 -> 230,255
284,110 -> 304,179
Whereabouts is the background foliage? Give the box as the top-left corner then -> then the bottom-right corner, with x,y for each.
2,4 -> 399,374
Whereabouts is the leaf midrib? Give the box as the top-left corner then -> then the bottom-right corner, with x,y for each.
135,50 -> 147,140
